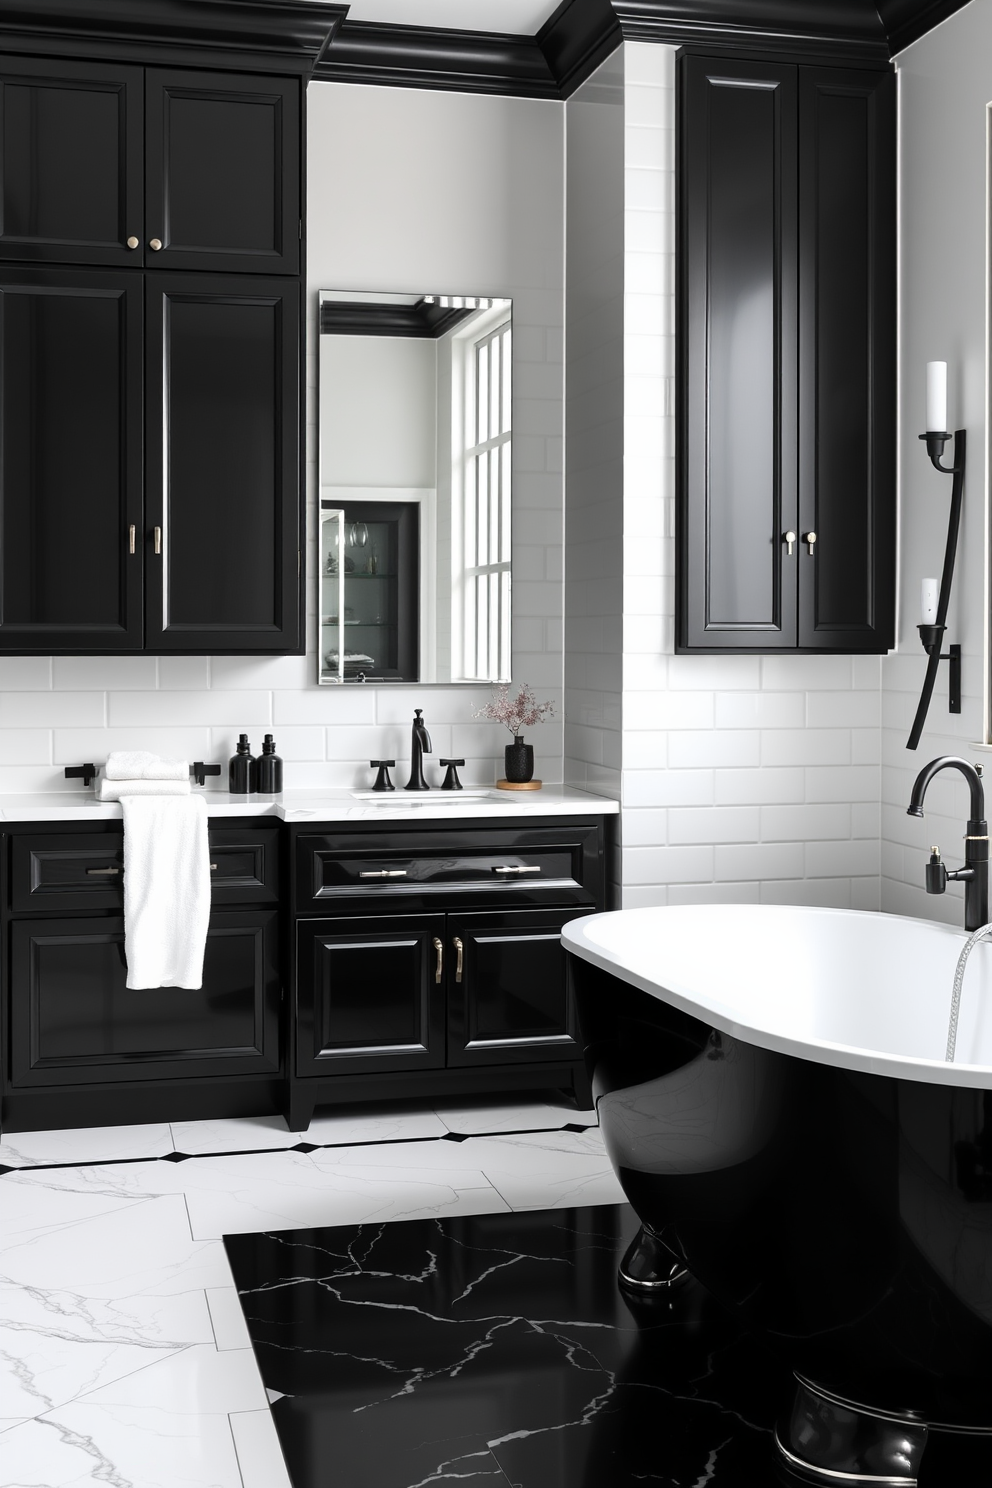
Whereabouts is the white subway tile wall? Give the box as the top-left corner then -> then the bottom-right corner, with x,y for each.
565,43 -> 884,912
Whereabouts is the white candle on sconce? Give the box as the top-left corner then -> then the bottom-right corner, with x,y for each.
921,577 -> 939,624
926,361 -> 947,433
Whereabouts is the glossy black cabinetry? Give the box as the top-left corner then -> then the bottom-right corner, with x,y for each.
678,54 -> 895,654
0,42 -> 304,655
288,819 -> 605,1130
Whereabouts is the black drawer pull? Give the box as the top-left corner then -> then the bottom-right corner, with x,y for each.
493,865 -> 541,875
359,869 -> 408,879
86,866 -> 121,876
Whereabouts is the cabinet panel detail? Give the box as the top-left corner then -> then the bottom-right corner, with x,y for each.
0,56 -> 143,267
445,909 -> 584,1067
145,273 -> 300,651
0,268 -> 143,650
145,69 -> 299,276
296,914 -> 446,1077
10,910 -> 280,1086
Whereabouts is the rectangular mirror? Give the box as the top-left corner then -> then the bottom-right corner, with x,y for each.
318,290 -> 512,685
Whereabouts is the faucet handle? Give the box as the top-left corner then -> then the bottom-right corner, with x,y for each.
927,846 -> 947,895
369,760 -> 396,793
439,758 -> 465,791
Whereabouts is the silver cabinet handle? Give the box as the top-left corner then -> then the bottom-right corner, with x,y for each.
358,869 -> 408,879
154,526 -> 162,556
784,530 -> 797,557
433,936 -> 443,983
805,530 -> 817,556
86,866 -> 121,875
453,936 -> 463,983
128,524 -> 135,555
493,865 -> 541,875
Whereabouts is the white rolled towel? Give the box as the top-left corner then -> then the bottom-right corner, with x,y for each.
106,750 -> 189,781
98,778 -> 191,801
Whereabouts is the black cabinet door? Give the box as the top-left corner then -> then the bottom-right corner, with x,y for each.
296,914 -> 447,1078
445,908 -> 585,1068
679,54 -> 798,651
0,267 -> 143,651
10,910 -> 281,1086
145,68 -> 299,277
144,272 -> 301,652
0,56 -> 143,268
798,68 -> 895,652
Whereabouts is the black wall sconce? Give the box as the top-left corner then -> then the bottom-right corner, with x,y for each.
907,362 -> 965,750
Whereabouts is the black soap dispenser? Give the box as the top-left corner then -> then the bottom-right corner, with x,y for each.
256,734 -> 283,794
229,734 -> 255,794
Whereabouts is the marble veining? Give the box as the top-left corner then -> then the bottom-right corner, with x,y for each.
224,1205 -> 790,1488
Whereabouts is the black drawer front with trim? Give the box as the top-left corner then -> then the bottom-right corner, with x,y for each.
296,825 -> 601,911
9,909 -> 280,1086
12,825 -> 280,911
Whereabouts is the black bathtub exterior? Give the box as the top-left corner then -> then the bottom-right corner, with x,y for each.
568,951 -> 992,1432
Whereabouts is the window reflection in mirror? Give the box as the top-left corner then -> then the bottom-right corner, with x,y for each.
318,291 -> 512,685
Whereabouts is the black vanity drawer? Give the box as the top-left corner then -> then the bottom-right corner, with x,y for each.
11,824 -> 280,911
296,825 -> 602,911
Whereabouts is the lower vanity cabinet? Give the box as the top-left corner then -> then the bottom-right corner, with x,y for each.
1,820 -> 284,1132
288,819 -> 604,1128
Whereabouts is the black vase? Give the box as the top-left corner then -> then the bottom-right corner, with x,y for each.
504,736 -> 534,783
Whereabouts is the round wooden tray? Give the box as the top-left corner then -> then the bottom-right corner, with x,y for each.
496,779 -> 543,791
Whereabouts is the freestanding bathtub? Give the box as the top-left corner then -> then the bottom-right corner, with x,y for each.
563,904 -> 992,1486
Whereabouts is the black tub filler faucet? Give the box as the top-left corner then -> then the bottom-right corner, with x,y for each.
907,755 -> 989,931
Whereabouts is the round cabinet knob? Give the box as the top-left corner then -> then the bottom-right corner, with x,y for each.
784,531 -> 797,556
149,238 -> 163,251
805,530 -> 818,555
126,235 -> 139,250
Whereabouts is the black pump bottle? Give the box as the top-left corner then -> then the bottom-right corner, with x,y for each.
229,734 -> 255,794
256,734 -> 283,794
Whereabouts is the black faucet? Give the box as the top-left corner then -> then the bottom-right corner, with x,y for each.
405,708 -> 432,791
907,755 -> 989,930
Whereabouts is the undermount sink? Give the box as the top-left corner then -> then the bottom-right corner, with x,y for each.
350,789 -> 496,803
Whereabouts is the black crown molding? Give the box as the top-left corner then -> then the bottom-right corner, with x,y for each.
877,0 -> 972,55
0,0 -> 346,67
319,298 -> 478,338
312,20 -> 558,96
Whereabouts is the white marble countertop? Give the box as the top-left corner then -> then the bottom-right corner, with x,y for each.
0,785 -> 619,824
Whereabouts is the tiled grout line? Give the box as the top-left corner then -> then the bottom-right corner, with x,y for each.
0,1121 -> 599,1175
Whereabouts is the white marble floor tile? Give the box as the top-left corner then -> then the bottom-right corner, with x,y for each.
0,1173 -> 141,1258
303,1102 -> 449,1146
0,1417 -> 28,1433
206,1286 -> 253,1351
433,1093 -> 598,1135
1,1347 -> 264,1488
471,1129 -> 627,1211
0,1121 -> 174,1169
170,1114 -> 297,1154
230,1407 -> 294,1488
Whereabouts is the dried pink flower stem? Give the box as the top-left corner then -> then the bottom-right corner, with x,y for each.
475,684 -> 554,738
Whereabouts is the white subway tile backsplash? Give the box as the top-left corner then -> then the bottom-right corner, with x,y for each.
806,691 -> 880,729
667,881 -> 761,905
0,729 -> 51,763
667,655 -> 761,691
761,730 -> 851,767
668,805 -> 761,844
714,767 -> 805,805
716,843 -> 804,882
806,839 -> 880,878
55,727 -> 212,765
760,878 -> 851,909
53,656 -> 156,691
3,692 -> 105,727
622,768 -> 714,807
625,844 -> 715,883
158,657 -> 211,690
669,730 -> 760,769
0,657 -> 52,690
760,803 -> 851,842
805,765 -> 880,802
624,690 -> 712,729
111,691 -> 271,728
715,692 -> 805,730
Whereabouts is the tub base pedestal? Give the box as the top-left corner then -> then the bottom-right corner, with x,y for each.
617,1224 -> 690,1293
776,1376 -> 928,1485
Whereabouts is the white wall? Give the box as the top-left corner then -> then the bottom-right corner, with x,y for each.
564,42 -> 884,910
0,81 -> 566,795
882,1 -> 991,924
320,335 -> 437,489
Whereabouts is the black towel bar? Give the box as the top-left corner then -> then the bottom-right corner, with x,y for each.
64,762 -> 221,787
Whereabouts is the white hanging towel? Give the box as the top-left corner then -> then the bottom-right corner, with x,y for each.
121,794 -> 210,989
106,751 -> 189,781
98,778 -> 191,801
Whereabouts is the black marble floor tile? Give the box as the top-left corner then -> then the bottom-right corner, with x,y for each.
225,1203 -> 798,1488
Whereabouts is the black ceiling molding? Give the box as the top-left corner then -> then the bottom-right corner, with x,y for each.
319,299 -> 477,339
877,0 -> 973,54
312,20 -> 558,97
0,0 -> 346,67
538,0 -> 622,97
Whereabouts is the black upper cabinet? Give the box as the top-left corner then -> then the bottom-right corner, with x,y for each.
0,57 -> 299,275
146,274 -> 301,652
0,267 -> 143,649
145,69 -> 299,276
678,54 -> 895,654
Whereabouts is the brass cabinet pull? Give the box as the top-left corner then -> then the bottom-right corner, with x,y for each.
358,869 -> 407,879
86,865 -> 120,875
149,237 -> 163,251
493,864 -> 541,875
128,524 -> 135,555
453,936 -> 463,983
154,526 -> 162,555
126,235 -> 139,250
804,530 -> 817,556
433,936 -> 443,983
784,530 -> 797,557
